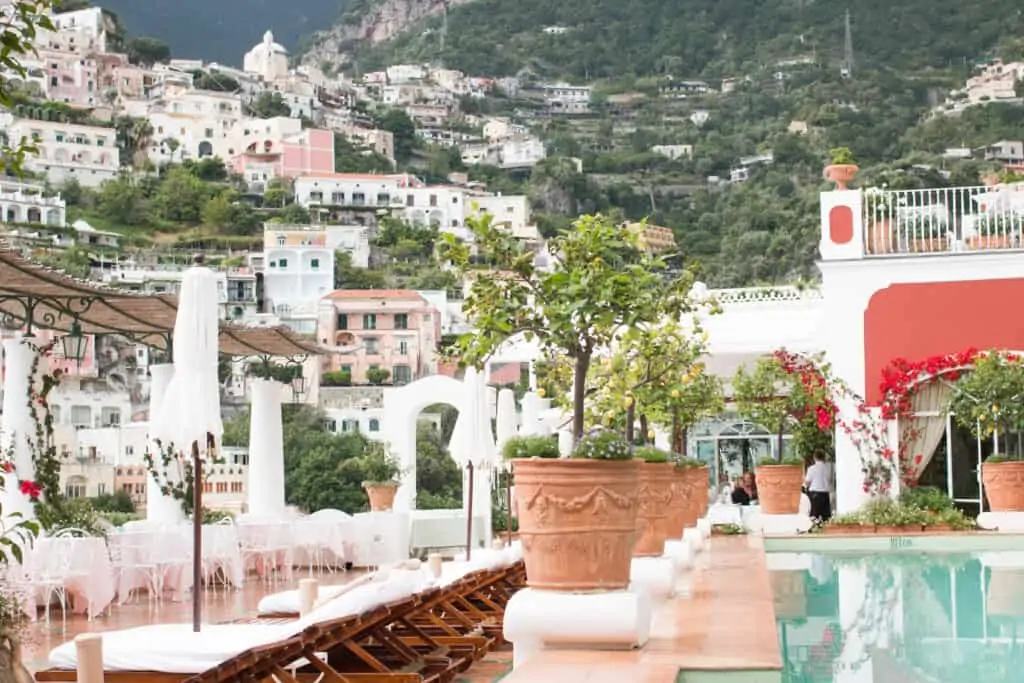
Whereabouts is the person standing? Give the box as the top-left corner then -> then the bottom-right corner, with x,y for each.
804,453 -> 832,521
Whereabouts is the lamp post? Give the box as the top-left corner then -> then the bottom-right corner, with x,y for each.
60,321 -> 88,370
289,364 -> 307,403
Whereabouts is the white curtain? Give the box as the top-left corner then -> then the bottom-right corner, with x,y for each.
900,381 -> 953,482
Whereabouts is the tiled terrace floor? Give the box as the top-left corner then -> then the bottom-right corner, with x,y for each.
502,536 -> 781,683
21,569 -> 360,672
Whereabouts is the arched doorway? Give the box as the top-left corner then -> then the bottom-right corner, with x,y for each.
382,374 -> 466,511
692,418 -> 793,488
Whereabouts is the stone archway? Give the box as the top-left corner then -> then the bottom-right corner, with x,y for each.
382,374 -> 466,511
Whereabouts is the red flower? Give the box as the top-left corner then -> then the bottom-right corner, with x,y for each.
19,480 -> 42,500
914,454 -> 923,464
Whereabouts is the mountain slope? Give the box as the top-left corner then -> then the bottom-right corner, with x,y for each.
100,0 -> 346,66
329,0 -> 1024,79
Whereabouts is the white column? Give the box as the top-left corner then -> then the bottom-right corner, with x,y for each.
1,338 -> 38,523
246,378 -> 285,519
146,363 -> 182,524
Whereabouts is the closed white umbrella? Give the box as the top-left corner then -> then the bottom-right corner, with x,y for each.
451,367 -> 497,555
149,261 -> 224,632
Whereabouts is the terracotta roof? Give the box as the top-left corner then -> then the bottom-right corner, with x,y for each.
0,242 -> 322,358
324,289 -> 425,301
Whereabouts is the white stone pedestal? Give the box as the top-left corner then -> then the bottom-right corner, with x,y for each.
759,513 -> 813,535
504,588 -> 652,669
977,512 -> 1024,531
630,556 -> 676,599
663,539 -> 695,569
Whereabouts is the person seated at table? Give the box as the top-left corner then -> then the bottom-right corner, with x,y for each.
731,471 -> 758,506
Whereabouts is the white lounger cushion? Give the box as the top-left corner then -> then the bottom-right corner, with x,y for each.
48,570 -> 432,673
258,583 -> 353,616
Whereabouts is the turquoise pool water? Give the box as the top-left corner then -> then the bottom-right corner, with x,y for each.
770,551 -> 1024,682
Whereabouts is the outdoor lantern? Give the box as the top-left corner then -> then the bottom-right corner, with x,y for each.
290,368 -> 307,402
61,321 -> 88,366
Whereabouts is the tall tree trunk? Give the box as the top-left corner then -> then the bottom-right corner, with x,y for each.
572,354 -> 591,442
639,414 -> 649,445
625,403 -> 635,444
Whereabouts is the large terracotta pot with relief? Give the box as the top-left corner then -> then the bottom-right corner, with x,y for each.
634,462 -> 675,557
513,458 -> 640,591
756,464 -> 804,514
666,467 -> 691,538
982,460 -> 1024,512
687,466 -> 710,523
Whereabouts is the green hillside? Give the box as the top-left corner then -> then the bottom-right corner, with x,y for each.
351,0 -> 1024,80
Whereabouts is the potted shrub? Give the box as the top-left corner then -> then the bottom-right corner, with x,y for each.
824,147 -> 859,190
822,511 -> 870,535
502,435 -> 560,519
755,455 -> 805,515
512,430 -> 640,591
633,446 -> 675,556
669,457 -> 709,536
949,351 -> 1024,512
360,443 -> 404,511
967,215 -> 1021,250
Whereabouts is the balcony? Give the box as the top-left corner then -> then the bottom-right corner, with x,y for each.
860,184 -> 1024,257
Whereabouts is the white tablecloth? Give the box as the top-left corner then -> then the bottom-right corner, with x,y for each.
109,528 -> 194,602
23,537 -> 115,618
348,512 -> 410,567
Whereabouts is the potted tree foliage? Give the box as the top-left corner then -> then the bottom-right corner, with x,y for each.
824,147 -> 859,190
949,351 -> 1024,512
440,214 -> 698,591
359,442 -> 404,511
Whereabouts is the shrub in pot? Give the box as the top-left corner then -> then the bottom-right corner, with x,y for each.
513,429 -> 640,591
824,146 -> 859,190
501,435 -> 560,518
360,443 -> 404,511
633,446 -> 675,556
755,456 -> 805,514
822,511 -> 869,535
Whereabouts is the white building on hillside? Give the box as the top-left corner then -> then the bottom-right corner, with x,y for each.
243,31 -> 289,82
3,117 -> 119,188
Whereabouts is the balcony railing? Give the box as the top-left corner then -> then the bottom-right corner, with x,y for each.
862,184 -> 1024,257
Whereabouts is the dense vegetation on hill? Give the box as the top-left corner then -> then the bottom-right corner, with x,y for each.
93,0 -> 345,65
352,0 -> 1024,79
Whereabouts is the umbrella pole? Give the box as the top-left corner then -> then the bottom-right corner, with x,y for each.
505,467 -> 513,546
466,461 -> 475,561
192,439 -> 203,633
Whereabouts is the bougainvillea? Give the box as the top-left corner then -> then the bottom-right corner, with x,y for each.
879,349 -> 982,420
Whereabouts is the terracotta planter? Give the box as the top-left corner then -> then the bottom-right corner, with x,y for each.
363,483 -> 399,511
634,462 -> 675,557
967,235 -> 1013,250
911,238 -> 948,253
987,568 -> 1024,617
756,464 -> 803,514
687,466 -> 710,522
513,458 -> 640,592
874,524 -> 916,535
770,570 -> 807,620
824,163 -> 859,190
823,524 -> 871,535
983,461 -> 1024,512
925,524 -> 952,533
866,219 -> 893,254
665,467 -> 691,538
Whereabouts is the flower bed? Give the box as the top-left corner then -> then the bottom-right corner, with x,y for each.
819,495 -> 975,535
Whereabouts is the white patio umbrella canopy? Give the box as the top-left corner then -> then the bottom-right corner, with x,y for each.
450,367 -> 497,549
150,266 -> 224,469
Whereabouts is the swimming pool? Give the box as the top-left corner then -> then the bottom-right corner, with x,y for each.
768,551 -> 1024,682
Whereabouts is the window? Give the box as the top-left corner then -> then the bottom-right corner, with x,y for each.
452,196 -> 459,204
393,365 -> 412,385
363,313 -> 377,330
278,258 -> 288,268
429,194 -> 438,207
352,192 -> 366,204
324,419 -> 337,432
369,418 -> 381,432
394,313 -> 408,330
337,313 -> 348,330
70,405 -> 91,427
101,407 -> 121,426
398,339 -> 409,356
97,483 -> 107,495
331,192 -> 344,204
205,128 -> 213,138
277,235 -> 285,246
341,419 -> 360,433
376,193 -> 390,205
406,194 -> 414,206
311,258 -> 320,269
230,481 -> 243,493
65,477 -> 86,499
364,338 -> 379,355
216,482 -> 228,494
310,191 -> 323,202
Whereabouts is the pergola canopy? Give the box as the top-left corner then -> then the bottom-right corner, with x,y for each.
0,243 -> 322,359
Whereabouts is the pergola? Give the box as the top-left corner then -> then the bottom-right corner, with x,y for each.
0,242 -> 321,360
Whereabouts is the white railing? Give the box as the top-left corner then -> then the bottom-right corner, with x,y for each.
710,286 -> 822,305
863,184 -> 1024,256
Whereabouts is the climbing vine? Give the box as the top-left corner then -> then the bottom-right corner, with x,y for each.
143,437 -> 225,516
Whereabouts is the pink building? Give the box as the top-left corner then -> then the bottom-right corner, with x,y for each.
317,290 -> 440,385
42,50 -> 99,107
230,128 -> 335,189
